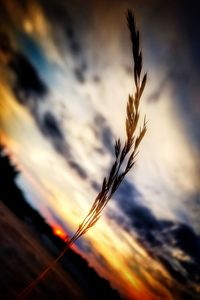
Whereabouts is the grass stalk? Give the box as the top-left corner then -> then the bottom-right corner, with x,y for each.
18,9 -> 147,299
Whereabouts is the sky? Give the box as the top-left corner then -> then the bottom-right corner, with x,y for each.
0,0 -> 200,299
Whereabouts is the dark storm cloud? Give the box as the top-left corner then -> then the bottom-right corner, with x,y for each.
114,179 -> 141,213
172,224 -> 200,258
141,0 -> 200,146
148,70 -> 189,103
38,112 -> 71,160
90,180 -> 101,193
0,32 -> 47,104
158,256 -> 187,285
39,0 -> 88,84
108,179 -> 200,297
93,115 -> 114,155
32,109 -> 71,160
9,52 -> 47,103
179,1 -> 200,69
43,112 -> 64,140
74,66 -> 86,84
39,0 -> 81,55
68,161 -> 87,179
37,112 -> 88,179
38,111 -> 71,159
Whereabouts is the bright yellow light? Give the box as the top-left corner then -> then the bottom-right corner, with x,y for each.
53,226 -> 67,241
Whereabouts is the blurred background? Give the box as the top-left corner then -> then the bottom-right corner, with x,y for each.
0,1 -> 200,300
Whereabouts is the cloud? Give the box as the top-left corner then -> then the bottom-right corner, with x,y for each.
92,114 -> 114,155
37,112 -> 88,179
90,180 -> 101,192
39,0 -> 88,84
0,30 -> 48,105
172,224 -> 200,259
42,111 -> 64,140
74,66 -> 86,84
142,0 -> 200,148
68,161 -> 87,179
10,52 -> 47,102
0,30 -> 88,180
108,179 -> 200,297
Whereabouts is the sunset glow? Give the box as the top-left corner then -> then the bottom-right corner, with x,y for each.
53,226 -> 67,241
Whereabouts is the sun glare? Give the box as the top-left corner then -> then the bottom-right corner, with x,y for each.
53,226 -> 67,241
